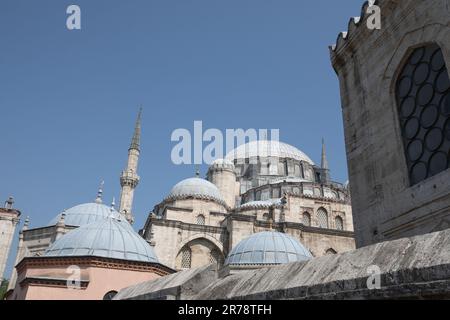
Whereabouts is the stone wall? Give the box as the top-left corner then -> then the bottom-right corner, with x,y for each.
330,0 -> 450,247
0,209 -> 20,280
115,228 -> 450,300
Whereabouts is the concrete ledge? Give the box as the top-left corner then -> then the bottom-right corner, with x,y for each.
116,228 -> 450,300
194,228 -> 450,299
114,264 -> 218,300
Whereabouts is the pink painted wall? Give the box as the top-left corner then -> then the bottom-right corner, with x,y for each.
11,264 -> 162,300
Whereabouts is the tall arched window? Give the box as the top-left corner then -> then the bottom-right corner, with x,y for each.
196,214 -> 205,225
335,216 -> 344,231
302,212 -> 311,226
181,247 -> 192,269
396,44 -> 450,185
317,208 -> 329,229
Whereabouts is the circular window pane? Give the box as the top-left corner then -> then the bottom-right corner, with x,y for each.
435,69 -> 450,93
410,162 -> 428,185
444,120 -> 450,140
397,77 -> 413,99
425,127 -> 443,151
400,97 -> 416,118
429,152 -> 448,176
441,92 -> 450,116
410,47 -> 425,65
404,117 -> 420,139
417,84 -> 435,106
420,105 -> 439,128
413,63 -> 430,85
431,49 -> 445,71
407,139 -> 423,162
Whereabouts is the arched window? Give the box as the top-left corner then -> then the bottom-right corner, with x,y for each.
317,208 -> 329,229
262,213 -> 270,221
302,212 -> 311,226
181,247 -> 192,269
103,291 -> 118,300
396,44 -> 450,185
209,249 -> 223,266
335,216 -> 344,231
326,248 -> 337,255
196,214 -> 205,225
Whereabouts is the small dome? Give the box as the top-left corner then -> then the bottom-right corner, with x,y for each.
226,140 -> 314,164
48,202 -> 119,227
209,159 -> 235,170
165,177 -> 226,205
225,232 -> 312,266
45,214 -> 158,263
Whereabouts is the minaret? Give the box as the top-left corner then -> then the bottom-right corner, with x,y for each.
119,109 -> 142,224
320,138 -> 331,184
321,138 -> 329,170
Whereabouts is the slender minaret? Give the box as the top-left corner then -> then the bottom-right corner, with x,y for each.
119,109 -> 142,224
321,138 -> 329,170
320,138 -> 331,184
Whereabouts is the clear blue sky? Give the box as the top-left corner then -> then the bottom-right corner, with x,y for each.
1,0 -> 363,278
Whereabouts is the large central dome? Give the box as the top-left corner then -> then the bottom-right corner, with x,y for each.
165,177 -> 226,205
225,140 -> 314,164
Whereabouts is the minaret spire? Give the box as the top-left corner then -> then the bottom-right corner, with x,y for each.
119,108 -> 142,224
321,138 -> 329,170
130,107 -> 142,151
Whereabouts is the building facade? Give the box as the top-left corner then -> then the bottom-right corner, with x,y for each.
330,0 -> 450,247
0,197 -> 21,284
141,140 -> 355,271
6,111 -> 356,298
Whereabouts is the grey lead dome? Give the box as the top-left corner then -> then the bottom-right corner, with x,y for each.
48,202 -> 120,227
165,177 -> 226,205
225,231 -> 312,266
45,214 -> 159,263
225,140 -> 314,164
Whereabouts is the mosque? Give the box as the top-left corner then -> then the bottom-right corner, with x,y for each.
1,105 -> 355,299
2,0 -> 447,300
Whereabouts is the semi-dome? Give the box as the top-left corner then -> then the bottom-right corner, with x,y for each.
225,231 -> 312,266
225,140 -> 314,164
165,177 -> 226,205
45,214 -> 158,263
48,202 -> 120,227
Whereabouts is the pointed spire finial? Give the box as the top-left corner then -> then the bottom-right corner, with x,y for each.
195,165 -> 200,177
4,196 -> 14,209
321,138 -> 329,170
130,107 -> 142,151
22,216 -> 30,232
111,197 -> 116,210
95,180 -> 104,204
